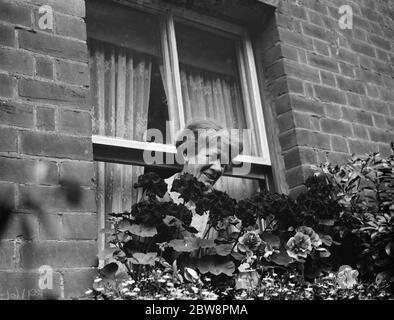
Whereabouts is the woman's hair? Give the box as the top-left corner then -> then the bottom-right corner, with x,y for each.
175,119 -> 243,161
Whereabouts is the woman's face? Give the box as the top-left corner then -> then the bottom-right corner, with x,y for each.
182,144 -> 229,188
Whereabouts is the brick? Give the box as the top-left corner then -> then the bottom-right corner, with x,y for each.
341,108 -> 373,126
60,161 -> 95,187
265,60 -> 285,81
18,184 -> 96,213
36,107 -> 55,131
350,39 -> 376,57
0,73 -> 14,98
0,181 -> 15,210
306,10 -> 323,26
284,60 -> 320,83
296,129 -> 331,150
320,70 -> 335,87
0,157 -> 37,184
293,111 -> 311,129
371,114 -> 386,129
55,14 -> 86,41
0,241 -> 15,269
0,47 -> 34,75
287,77 -> 304,94
368,34 -> 391,51
346,93 -> 362,108
35,57 -> 53,79
278,28 -> 313,50
363,98 -> 389,115
58,110 -> 92,136
18,78 -> 89,109
324,103 -> 341,120
379,88 -> 394,102
330,135 -> 349,153
314,85 -> 346,104
280,44 -> 298,62
0,23 -> 15,47
21,241 -> 97,269
313,39 -> 330,56
55,60 -> 89,86
275,94 -> 292,115
310,115 -> 320,130
365,84 -> 379,99
289,4 -> 307,20
332,48 -> 357,65
336,76 -> 366,95
368,128 -> 393,144
0,0 -> 31,27
326,152 -> 349,164
348,139 -> 379,155
352,124 -> 369,140
39,214 -> 62,240
277,111 -> 295,132
0,213 -> 38,240
338,62 -> 354,77
286,165 -> 307,188
19,30 -> 87,62
353,28 -> 367,42
291,95 -> 325,115
20,131 -> 92,160
279,129 -> 297,151
321,118 -> 353,137
0,127 -> 17,152
36,160 -> 59,185
63,269 -> 97,299
62,214 -> 97,240
29,0 -> 86,17
307,53 -> 339,72
302,22 -> 330,41
284,146 -> 317,169
0,101 -> 34,128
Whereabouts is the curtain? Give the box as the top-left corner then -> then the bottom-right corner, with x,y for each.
179,65 -> 259,200
90,39 -> 152,234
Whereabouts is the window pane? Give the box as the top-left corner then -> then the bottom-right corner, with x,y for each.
175,22 -> 257,156
88,7 -> 170,143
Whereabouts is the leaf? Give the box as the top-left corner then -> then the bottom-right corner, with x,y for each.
215,243 -> 234,256
260,232 -> 280,249
269,248 -> 294,266
128,224 -> 157,237
318,234 -> 333,247
385,242 -> 394,256
99,262 -> 118,279
197,256 -> 235,276
319,219 -> 335,226
130,252 -> 157,265
184,267 -> 200,283
168,238 -> 215,253
316,247 -> 331,258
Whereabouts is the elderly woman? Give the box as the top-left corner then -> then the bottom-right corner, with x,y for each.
163,119 -> 243,240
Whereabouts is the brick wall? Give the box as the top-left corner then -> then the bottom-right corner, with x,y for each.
258,0 -> 394,195
0,0 -> 97,299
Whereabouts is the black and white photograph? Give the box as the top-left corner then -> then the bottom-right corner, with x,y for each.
0,0 -> 393,304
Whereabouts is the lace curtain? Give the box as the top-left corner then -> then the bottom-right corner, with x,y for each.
89,39 -> 151,225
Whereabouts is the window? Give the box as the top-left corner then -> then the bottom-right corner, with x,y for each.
86,0 -> 272,262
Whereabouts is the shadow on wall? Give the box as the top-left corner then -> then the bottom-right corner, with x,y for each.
0,166 -> 83,300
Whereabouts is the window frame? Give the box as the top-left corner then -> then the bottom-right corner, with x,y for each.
91,0 -> 272,170
89,0 -> 274,266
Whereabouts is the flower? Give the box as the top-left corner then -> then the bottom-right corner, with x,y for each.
237,231 -> 262,253
286,232 -> 312,261
337,265 -> 359,289
296,226 -> 322,248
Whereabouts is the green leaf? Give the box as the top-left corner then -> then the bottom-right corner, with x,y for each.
197,256 -> 235,276
128,224 -> 157,237
260,232 -> 280,249
99,262 -> 118,279
318,234 -> 333,247
215,243 -> 234,256
316,247 -> 331,258
385,242 -> 394,256
269,248 -> 293,266
130,252 -> 157,265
